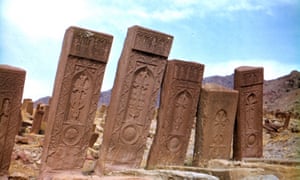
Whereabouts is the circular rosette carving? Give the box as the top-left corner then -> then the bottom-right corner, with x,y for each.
62,125 -> 82,146
120,124 -> 140,145
167,136 -> 182,153
247,133 -> 257,147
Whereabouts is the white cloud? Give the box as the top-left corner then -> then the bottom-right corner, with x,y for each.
3,0 -> 297,41
3,0 -> 90,40
204,59 -> 298,80
23,78 -> 53,101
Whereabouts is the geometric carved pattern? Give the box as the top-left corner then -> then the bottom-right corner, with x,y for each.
0,65 -> 25,176
40,27 -> 112,176
96,26 -> 173,175
233,66 -> 264,160
147,60 -> 204,169
193,83 -> 238,166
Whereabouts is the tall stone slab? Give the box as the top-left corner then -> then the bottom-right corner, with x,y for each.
31,103 -> 44,134
96,25 -> 173,175
233,66 -> 264,160
40,27 -> 113,175
146,60 -> 204,169
193,83 -> 238,166
40,104 -> 50,133
0,65 -> 26,176
21,98 -> 33,115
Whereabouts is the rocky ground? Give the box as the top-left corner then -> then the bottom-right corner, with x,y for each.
7,109 -> 300,179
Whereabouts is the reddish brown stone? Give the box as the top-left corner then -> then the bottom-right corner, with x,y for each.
146,60 -> 204,169
95,25 -> 173,175
0,65 -> 26,176
233,66 -> 264,160
31,103 -> 44,134
193,83 -> 238,166
40,104 -> 50,133
22,98 -> 33,115
40,26 -> 113,176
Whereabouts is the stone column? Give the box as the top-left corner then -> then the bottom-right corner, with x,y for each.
193,83 -> 238,166
147,60 -> 204,169
233,66 -> 264,160
31,103 -> 44,134
0,65 -> 26,176
21,98 -> 33,116
40,26 -> 113,177
40,104 -> 50,133
95,25 -> 173,175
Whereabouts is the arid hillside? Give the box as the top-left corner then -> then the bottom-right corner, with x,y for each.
263,70 -> 300,115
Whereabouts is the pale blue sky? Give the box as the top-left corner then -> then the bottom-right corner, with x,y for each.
1,0 -> 299,100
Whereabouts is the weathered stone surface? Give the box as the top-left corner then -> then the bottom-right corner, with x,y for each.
96,25 -> 173,175
21,99 -> 33,116
40,26 -> 113,176
233,66 -> 264,160
147,60 -> 204,169
0,65 -> 26,176
40,104 -> 50,133
193,83 -> 238,166
31,104 -> 44,134
110,169 -> 218,180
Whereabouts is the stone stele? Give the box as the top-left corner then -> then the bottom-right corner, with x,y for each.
233,66 -> 264,160
31,103 -> 44,134
95,25 -> 173,175
147,59 -> 204,169
40,26 -> 113,176
0,65 -> 26,176
21,98 -> 33,115
193,83 -> 238,166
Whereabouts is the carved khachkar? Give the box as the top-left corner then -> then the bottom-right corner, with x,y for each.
0,65 -> 26,176
233,66 -> 264,160
193,83 -> 238,166
40,27 -> 113,175
146,60 -> 204,169
95,25 -> 173,175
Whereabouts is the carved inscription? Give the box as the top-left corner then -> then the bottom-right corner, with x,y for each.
0,65 -> 25,175
233,66 -> 263,160
40,27 -> 112,176
70,28 -> 112,62
147,60 -> 204,169
174,64 -> 203,82
96,26 -> 172,174
133,29 -> 172,57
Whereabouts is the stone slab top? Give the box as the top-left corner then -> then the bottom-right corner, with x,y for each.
67,26 -> 113,63
129,25 -> 173,57
234,66 -> 264,87
0,64 -> 26,73
67,26 -> 114,39
202,83 -> 238,93
235,66 -> 263,71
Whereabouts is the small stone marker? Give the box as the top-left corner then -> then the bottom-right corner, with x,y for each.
147,60 -> 204,169
40,26 -> 113,176
0,65 -> 26,176
21,98 -> 33,115
233,66 -> 264,160
31,103 -> 44,134
96,25 -> 173,175
40,104 -> 50,133
193,83 -> 238,166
